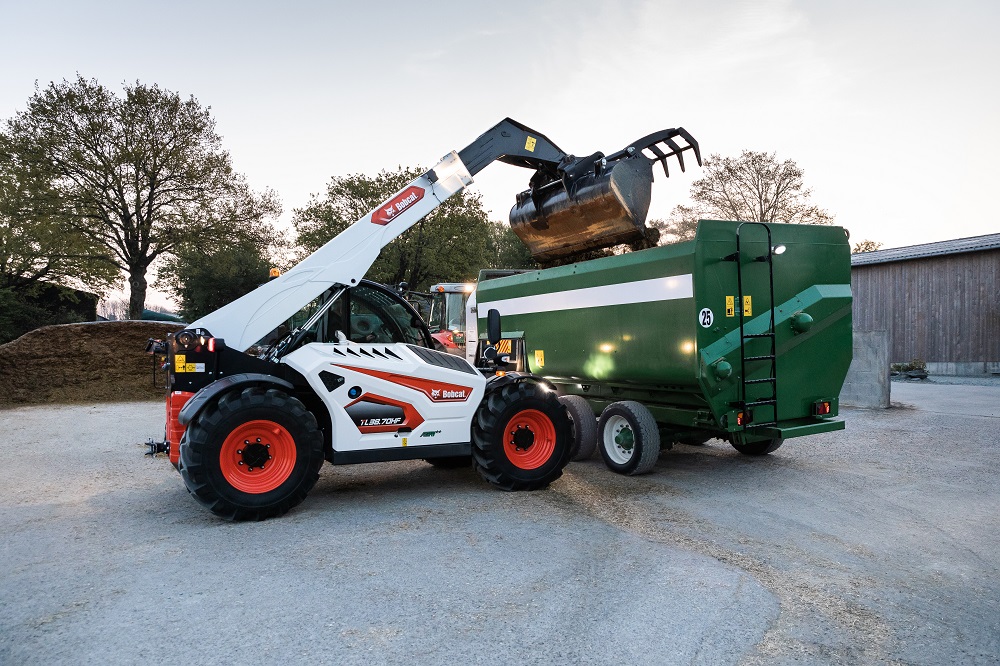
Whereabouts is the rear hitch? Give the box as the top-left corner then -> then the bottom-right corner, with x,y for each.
145,438 -> 169,457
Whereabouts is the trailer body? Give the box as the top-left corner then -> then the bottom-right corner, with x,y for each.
475,220 -> 852,445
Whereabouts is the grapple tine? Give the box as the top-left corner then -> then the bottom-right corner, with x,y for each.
663,137 -> 686,172
677,127 -> 702,167
646,143 -> 670,178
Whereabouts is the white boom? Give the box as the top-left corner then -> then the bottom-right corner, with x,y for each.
191,152 -> 473,351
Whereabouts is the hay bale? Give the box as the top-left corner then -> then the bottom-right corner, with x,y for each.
0,321 -> 184,406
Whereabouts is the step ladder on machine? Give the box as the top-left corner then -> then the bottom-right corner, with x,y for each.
726,222 -> 778,430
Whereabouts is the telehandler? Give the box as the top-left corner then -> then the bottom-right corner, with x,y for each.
147,118 -> 699,519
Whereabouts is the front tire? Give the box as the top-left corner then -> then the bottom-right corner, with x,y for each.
179,387 -> 325,520
598,401 -> 661,475
472,381 -> 572,491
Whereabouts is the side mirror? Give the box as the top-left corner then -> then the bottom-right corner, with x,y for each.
487,309 -> 501,345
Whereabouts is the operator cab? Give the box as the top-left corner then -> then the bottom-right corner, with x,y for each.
257,279 -> 434,359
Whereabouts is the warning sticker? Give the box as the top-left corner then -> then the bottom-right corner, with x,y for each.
726,296 -> 735,317
743,295 -> 753,317
174,354 -> 186,373
534,349 -> 545,368
525,136 -> 537,152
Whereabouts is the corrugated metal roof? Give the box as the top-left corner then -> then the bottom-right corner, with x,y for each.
851,232 -> 1000,266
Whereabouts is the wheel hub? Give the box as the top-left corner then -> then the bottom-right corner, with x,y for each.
511,425 -> 535,451
614,426 -> 634,452
237,439 -> 272,471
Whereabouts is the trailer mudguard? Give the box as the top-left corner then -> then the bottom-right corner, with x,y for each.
177,373 -> 296,427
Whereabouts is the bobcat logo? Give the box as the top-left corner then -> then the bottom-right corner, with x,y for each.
431,389 -> 441,399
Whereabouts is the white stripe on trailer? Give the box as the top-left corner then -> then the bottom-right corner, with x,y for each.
481,274 -> 693,316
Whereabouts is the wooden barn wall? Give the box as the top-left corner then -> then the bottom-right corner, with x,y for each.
851,249 -> 1000,363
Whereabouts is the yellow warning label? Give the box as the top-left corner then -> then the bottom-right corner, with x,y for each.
402,437 -> 408,447
497,339 -> 512,354
525,136 -> 537,152
534,349 -> 545,368
174,354 -> 186,372
185,363 -> 198,373
743,295 -> 753,317
726,296 -> 735,317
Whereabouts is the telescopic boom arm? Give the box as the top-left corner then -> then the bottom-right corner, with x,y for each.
190,119 -> 569,351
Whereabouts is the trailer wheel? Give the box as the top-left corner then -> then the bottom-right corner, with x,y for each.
559,395 -> 598,461
598,401 -> 661,475
472,381 -> 572,491
730,436 -> 784,456
179,387 -> 325,520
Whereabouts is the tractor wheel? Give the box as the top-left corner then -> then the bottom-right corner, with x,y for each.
472,381 -> 572,491
559,395 -> 598,461
425,456 -> 472,469
179,386 -> 325,520
730,436 -> 784,456
598,401 -> 661,475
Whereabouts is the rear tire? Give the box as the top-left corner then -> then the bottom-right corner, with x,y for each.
598,401 -> 661,475
730,436 -> 784,456
559,395 -> 598,461
472,381 -> 572,491
179,387 -> 325,520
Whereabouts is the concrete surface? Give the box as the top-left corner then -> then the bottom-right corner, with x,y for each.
2,385 -> 998,665
841,330 -> 891,408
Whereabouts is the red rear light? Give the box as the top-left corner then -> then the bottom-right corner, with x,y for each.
736,411 -> 744,426
813,400 -> 831,415
207,337 -> 216,352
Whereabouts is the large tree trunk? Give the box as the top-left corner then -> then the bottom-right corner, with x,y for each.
127,268 -> 148,320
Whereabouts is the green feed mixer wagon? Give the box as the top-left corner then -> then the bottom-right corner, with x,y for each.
476,219 -> 852,474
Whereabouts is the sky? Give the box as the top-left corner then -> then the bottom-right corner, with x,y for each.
1,0 -> 998,305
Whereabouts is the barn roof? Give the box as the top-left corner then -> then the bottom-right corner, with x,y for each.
851,232 -> 1000,266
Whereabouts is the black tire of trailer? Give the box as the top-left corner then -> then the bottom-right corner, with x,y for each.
559,395 -> 598,461
178,386 -> 325,521
472,381 -> 572,491
597,400 -> 661,475
729,436 -> 784,456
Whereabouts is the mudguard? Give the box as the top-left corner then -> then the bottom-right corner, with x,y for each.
177,373 -> 296,426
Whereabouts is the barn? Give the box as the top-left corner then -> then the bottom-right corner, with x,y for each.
851,233 -> 1000,376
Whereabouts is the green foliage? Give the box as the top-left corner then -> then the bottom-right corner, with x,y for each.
4,76 -> 279,319
293,167 -> 534,291
156,221 -> 286,322
0,287 -> 92,344
0,132 -> 119,294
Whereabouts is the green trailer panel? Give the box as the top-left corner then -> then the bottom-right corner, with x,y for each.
477,220 -> 852,441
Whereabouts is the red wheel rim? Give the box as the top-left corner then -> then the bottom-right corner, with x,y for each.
219,420 -> 297,493
503,409 -> 556,470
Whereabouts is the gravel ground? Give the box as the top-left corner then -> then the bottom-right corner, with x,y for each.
2,383 -> 998,665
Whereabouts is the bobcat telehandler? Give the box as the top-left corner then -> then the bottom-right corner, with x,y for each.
146,118 -> 700,520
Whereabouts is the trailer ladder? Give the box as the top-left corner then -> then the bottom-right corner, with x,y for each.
728,222 -> 778,429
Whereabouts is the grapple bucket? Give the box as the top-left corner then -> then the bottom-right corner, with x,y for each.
508,127 -> 700,263
510,159 -> 652,262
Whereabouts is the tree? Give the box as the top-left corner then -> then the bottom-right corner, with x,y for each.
4,76 -> 279,319
156,222 -> 286,321
486,221 -> 536,270
294,167 -> 526,290
852,239 -> 883,253
0,133 -> 118,294
660,151 -> 833,242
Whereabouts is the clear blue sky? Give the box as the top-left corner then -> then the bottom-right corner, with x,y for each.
2,0 -> 997,257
